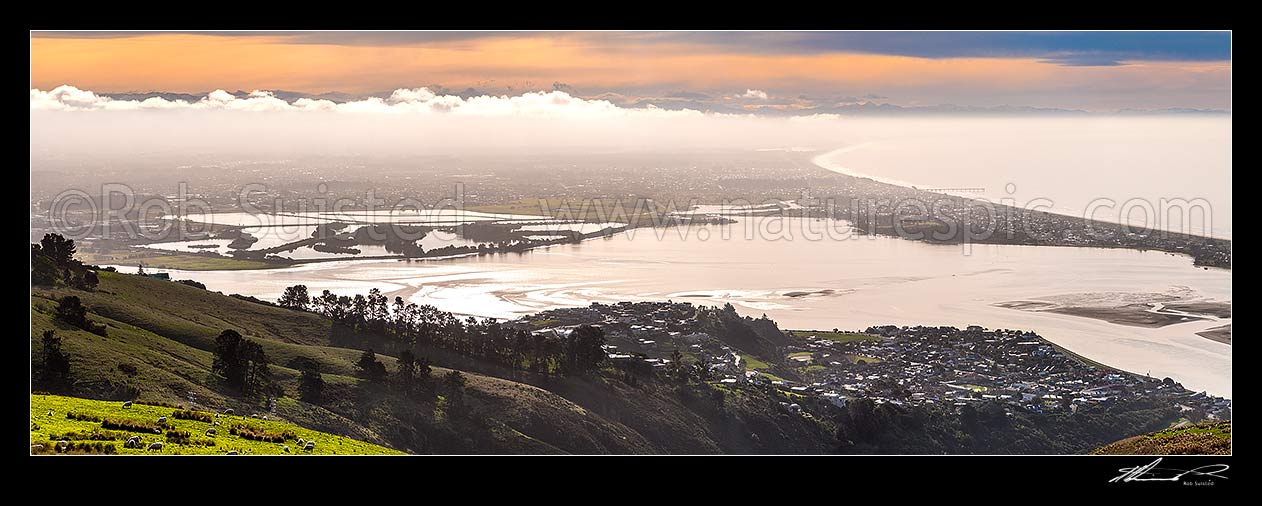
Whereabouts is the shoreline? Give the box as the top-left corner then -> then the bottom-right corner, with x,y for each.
108,215 -> 1232,272
94,253 -> 1230,397
809,145 -> 1235,243
995,297 -> 1232,347
1196,324 -> 1232,345
1048,305 -> 1209,328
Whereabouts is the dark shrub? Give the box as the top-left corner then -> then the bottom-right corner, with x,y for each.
117,363 -> 139,377
228,423 -> 295,443
87,321 -> 108,337
165,429 -> 192,444
33,440 -> 118,455
100,417 -> 170,432
176,279 -> 207,289
230,294 -> 277,307
136,399 -> 184,409
57,429 -> 129,441
172,409 -> 214,423
66,411 -> 102,422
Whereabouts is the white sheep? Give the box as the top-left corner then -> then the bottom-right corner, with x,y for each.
225,450 -> 238,455
147,442 -> 163,451
57,440 -> 69,449
222,408 -> 235,415
122,401 -> 133,408
213,421 -> 220,426
31,444 -> 45,452
282,445 -> 290,453
205,428 -> 217,436
157,416 -> 168,423
297,437 -> 305,445
304,441 -> 315,451
46,409 -> 54,416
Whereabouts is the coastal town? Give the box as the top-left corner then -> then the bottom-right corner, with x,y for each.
30,29 -> 1233,461
518,300 -> 1232,422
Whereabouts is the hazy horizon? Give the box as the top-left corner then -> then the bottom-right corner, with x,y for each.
31,91 -> 1231,239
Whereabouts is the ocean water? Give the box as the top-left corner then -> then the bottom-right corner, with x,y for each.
811,116 -> 1232,238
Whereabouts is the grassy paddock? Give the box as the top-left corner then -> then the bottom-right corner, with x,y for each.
30,394 -> 402,455
740,354 -> 770,371
758,372 -> 788,382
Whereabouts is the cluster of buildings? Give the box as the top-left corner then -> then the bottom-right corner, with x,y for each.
520,302 -> 1232,424
792,325 -> 1231,420
519,301 -> 746,377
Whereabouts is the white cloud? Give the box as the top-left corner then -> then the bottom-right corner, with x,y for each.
31,86 -> 859,160
29,85 -> 711,118
788,113 -> 844,122
741,89 -> 769,100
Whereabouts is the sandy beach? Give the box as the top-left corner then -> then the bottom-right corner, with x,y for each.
1197,324 -> 1232,345
1047,305 -> 1210,328
996,293 -> 1232,346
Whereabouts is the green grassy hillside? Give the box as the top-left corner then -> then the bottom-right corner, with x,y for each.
1092,421 -> 1231,455
31,270 -> 835,454
31,394 -> 401,455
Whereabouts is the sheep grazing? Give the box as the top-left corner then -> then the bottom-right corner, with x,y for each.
31,444 -> 45,452
205,428 -> 217,436
153,428 -> 162,434
304,442 -> 315,451
282,445 -> 290,453
46,409 -> 54,416
122,401 -> 133,408
124,436 -> 141,448
57,440 -> 69,449
213,421 -> 220,426
222,408 -> 235,416
225,450 -> 238,455
157,416 -> 168,423
147,442 -> 163,451
297,438 -> 305,445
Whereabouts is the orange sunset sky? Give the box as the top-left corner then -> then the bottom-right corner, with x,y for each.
30,31 -> 1231,112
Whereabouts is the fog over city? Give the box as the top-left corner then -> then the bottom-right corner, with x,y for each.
32,86 -> 847,156
32,85 -> 1230,236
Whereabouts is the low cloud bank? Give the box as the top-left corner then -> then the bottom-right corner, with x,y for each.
31,85 -> 712,118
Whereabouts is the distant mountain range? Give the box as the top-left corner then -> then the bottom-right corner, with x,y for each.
100,90 -> 1230,116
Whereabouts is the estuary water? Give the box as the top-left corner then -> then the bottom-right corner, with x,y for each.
124,216 -> 1232,398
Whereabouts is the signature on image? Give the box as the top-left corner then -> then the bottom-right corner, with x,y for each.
1111,458 -> 1229,483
